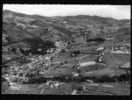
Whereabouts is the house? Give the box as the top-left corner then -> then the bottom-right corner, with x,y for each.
111,44 -> 130,54
55,41 -> 66,49
111,50 -> 130,54
119,62 -> 130,74
120,62 -> 130,69
96,47 -> 105,51
79,61 -> 96,67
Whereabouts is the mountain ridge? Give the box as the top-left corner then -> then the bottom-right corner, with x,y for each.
3,9 -> 130,21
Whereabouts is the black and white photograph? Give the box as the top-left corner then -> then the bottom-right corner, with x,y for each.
2,4 -> 131,95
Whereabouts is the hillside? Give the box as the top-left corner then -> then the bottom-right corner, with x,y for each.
2,10 -> 130,95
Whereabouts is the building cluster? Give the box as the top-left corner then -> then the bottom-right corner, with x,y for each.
111,44 -> 130,54
6,54 -> 55,83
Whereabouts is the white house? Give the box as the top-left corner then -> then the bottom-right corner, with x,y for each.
79,61 -> 96,67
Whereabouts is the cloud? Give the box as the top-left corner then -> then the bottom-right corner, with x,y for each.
3,4 -> 131,19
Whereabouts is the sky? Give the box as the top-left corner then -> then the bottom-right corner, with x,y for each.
3,4 -> 131,20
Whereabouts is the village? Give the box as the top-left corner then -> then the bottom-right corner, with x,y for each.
2,8 -> 130,95
2,38 -> 130,94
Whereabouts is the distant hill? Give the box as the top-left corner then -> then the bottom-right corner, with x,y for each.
2,10 -> 130,55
